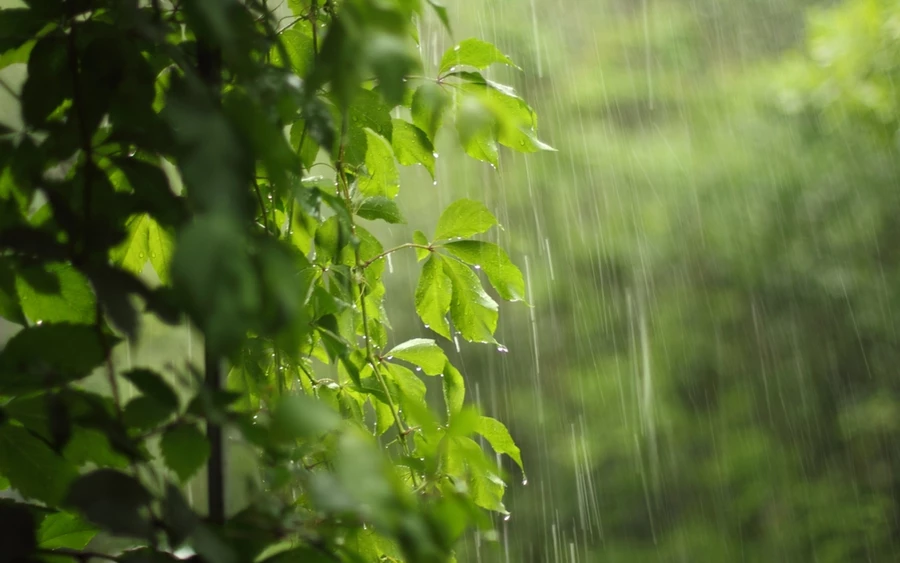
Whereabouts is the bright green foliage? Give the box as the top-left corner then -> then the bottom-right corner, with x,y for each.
0,0 -> 550,561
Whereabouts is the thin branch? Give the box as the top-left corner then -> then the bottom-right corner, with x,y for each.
360,243 -> 432,269
253,179 -> 271,233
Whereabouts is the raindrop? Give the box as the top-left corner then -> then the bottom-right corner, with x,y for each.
138,252 -> 145,259
415,366 -> 422,372
424,323 -> 430,329
522,477 -> 528,486
453,45 -> 460,51
386,355 -> 394,360
433,180 -> 438,186
35,320 -> 43,326
150,252 -> 156,259
474,264 -> 482,270
497,345 -> 509,353
503,514 -> 511,522
433,152 -> 439,158
128,148 -> 137,157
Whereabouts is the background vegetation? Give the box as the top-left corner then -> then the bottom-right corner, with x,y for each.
5,0 -> 900,561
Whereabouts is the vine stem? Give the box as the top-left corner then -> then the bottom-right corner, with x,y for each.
360,243 -> 432,269
334,111 -> 420,486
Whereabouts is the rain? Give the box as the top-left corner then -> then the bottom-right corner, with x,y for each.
0,0 -> 898,561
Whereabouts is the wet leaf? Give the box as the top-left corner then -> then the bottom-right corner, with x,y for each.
433,199 -> 498,242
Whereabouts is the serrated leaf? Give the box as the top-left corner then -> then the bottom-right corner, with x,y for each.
0,424 -> 78,505
387,338 -> 447,375
335,89 -> 393,166
38,512 -> 97,550
15,262 -> 96,324
63,428 -> 129,469
443,257 -> 498,343
65,469 -> 153,538
442,241 -> 525,301
123,396 -> 174,431
413,230 -> 430,261
442,362 -> 465,417
415,255 -> 451,339
111,214 -> 151,276
357,129 -> 399,199
386,363 -> 426,411
0,324 -> 113,394
160,423 -> 210,483
391,119 -> 435,178
148,220 -> 175,284
411,82 -> 449,142
476,416 -> 524,475
439,38 -> 520,75
275,28 -> 314,76
123,369 -> 179,410
356,197 -> 405,224
459,81 -> 553,152
433,199 -> 498,242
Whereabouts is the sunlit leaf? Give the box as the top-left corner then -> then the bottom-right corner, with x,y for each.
38,512 -> 97,550
439,38 -> 520,75
443,258 -> 498,343
387,338 -> 447,375
415,255 -> 451,339
15,262 -> 95,324
391,119 -> 435,178
476,416 -> 524,475
442,241 -> 525,301
433,199 -> 498,242
356,196 -> 406,224
358,129 -> 399,199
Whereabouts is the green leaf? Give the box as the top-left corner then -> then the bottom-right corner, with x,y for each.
259,546 -> 340,562
123,369 -> 179,410
433,199 -> 498,242
15,262 -> 96,324
391,119 -> 435,178
356,196 -> 406,224
38,512 -> 97,550
443,257 -> 498,344
148,220 -> 175,285
387,338 -> 447,376
65,469 -> 153,538
442,241 -> 525,301
411,82 -> 449,142
0,500 -> 37,562
275,28 -> 314,76
111,214 -> 151,276
386,363 -> 426,413
0,324 -> 113,394
439,38 -> 520,75
442,362 -> 465,417
0,424 -> 78,505
476,416 -> 524,475
459,81 -> 553,152
123,396 -> 174,431
413,230 -> 430,261
272,394 -> 342,441
366,33 -> 418,107
357,129 -> 399,199
0,258 -> 24,324
160,423 -> 210,483
63,428 -> 129,469
415,255 -> 451,339
338,89 -> 393,166
290,120 -> 320,171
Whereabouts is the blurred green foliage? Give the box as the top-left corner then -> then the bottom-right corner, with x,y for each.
388,0 -> 900,561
